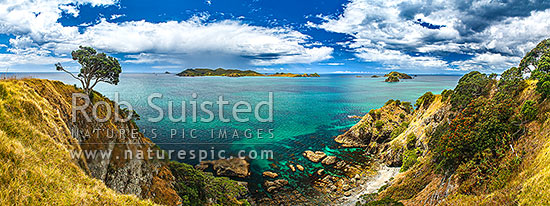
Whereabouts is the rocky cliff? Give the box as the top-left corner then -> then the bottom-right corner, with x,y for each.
0,79 -> 163,205
0,79 -> 246,205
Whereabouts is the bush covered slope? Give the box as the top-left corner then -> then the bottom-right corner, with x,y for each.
348,39 -> 550,205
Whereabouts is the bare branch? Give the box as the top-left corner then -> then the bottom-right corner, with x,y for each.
56,62 -> 85,88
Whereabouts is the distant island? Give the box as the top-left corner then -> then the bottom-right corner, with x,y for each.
177,68 -> 320,77
177,68 -> 264,77
384,71 -> 412,82
268,72 -> 320,77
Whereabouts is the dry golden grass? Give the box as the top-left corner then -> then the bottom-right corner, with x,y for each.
0,79 -> 155,205
517,116 -> 550,205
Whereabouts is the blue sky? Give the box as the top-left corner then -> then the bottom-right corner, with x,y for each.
0,0 -> 549,74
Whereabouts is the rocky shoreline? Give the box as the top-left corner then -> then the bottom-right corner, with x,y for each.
187,101 -> 414,205
335,165 -> 400,205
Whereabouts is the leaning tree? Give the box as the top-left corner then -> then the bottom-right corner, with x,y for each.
55,46 -> 122,95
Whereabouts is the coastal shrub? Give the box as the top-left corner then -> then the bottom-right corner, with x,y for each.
519,39 -> 550,69
375,111 -> 382,118
369,109 -> 376,118
369,109 -> 381,119
520,100 -> 538,122
415,92 -> 435,109
533,52 -> 550,100
400,149 -> 419,172
454,148 -> 523,193
406,133 -> 417,149
488,156 -> 522,191
399,113 -> 405,119
390,122 -> 409,139
498,67 -> 526,98
537,51 -> 550,73
375,121 -> 384,129
169,161 -> 247,206
441,89 -> 453,102
450,71 -> 492,111
400,102 -> 413,113
539,81 -> 550,100
169,162 -> 207,205
0,84 -> 8,99
362,197 -> 404,206
394,100 -> 401,106
433,97 -> 519,171
385,99 -> 395,106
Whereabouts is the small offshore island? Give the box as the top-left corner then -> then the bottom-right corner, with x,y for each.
177,68 -> 320,77
384,71 -> 413,82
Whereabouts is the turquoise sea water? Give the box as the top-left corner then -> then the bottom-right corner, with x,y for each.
10,72 -> 460,195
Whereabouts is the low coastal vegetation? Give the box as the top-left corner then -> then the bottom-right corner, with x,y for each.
169,162 -> 248,206
176,68 -> 319,77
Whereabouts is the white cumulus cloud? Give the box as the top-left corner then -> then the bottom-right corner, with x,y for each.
0,0 -> 333,70
310,0 -> 550,72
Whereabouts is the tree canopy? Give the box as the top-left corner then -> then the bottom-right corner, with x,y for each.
55,46 -> 121,94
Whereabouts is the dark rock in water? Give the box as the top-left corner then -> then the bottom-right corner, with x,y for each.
303,150 -> 327,163
196,158 -> 250,178
371,75 -> 380,78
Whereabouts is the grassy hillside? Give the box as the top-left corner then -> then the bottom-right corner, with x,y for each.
0,79 -> 155,205
0,79 -> 248,206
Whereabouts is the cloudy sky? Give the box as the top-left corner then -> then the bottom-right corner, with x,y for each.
0,0 -> 549,73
